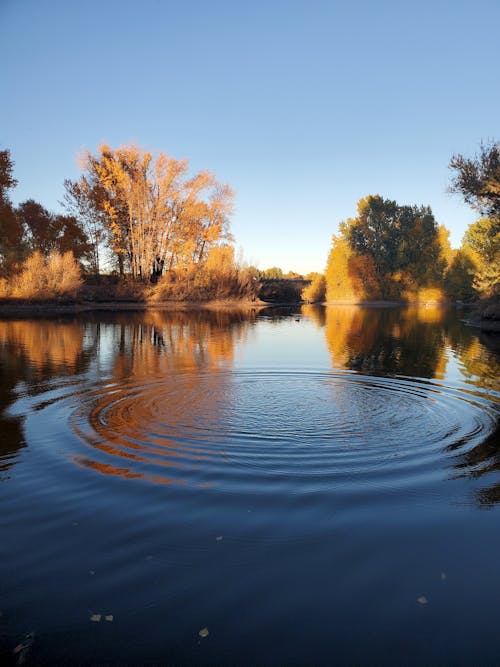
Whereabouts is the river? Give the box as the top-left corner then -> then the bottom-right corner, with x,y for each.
0,305 -> 499,665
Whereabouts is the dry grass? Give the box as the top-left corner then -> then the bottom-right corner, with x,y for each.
0,251 -> 83,300
147,247 -> 259,303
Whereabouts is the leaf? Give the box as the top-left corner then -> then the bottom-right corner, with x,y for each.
198,627 -> 209,638
417,596 -> 428,605
216,536 -> 223,542
90,614 -> 102,622
105,615 -> 114,622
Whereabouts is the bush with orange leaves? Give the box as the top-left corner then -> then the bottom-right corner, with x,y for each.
0,251 -> 83,300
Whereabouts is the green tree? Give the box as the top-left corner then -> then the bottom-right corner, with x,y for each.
340,195 -> 445,299
444,249 -> 477,301
449,141 -> 500,297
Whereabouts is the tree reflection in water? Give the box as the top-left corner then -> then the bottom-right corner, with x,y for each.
0,307 -> 499,507
320,304 -> 500,506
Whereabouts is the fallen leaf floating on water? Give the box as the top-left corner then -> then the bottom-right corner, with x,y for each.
417,596 -> 428,605
13,632 -> 35,665
441,572 -> 447,580
105,615 -> 114,622
216,536 -> 223,542
199,627 -> 209,638
90,614 -> 102,622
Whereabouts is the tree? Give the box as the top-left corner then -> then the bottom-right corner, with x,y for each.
462,218 -> 500,296
65,144 -> 234,279
325,234 -> 380,302
0,149 -> 17,198
260,267 -> 283,280
0,149 -> 24,275
17,199 -> 91,262
64,178 -> 106,274
449,141 -> 500,297
449,140 -> 500,220
444,249 -> 477,301
302,273 -> 326,303
338,195 -> 445,299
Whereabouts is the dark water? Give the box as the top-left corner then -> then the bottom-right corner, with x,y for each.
1,305 -> 499,666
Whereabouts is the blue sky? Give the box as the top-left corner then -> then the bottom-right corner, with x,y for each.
1,0 -> 499,274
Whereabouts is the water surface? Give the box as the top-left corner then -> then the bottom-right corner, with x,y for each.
1,306 -> 499,665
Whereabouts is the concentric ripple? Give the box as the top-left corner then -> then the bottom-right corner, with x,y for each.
21,370 -> 500,494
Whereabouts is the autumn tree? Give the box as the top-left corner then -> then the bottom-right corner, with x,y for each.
65,144 -> 234,279
260,267 -> 283,280
302,273 -> 326,303
462,217 -> 500,296
325,235 -> 380,302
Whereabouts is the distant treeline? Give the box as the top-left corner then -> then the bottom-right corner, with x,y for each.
0,140 -> 498,303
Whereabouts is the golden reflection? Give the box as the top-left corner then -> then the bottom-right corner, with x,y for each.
402,305 -> 446,325
0,319 -> 84,372
301,304 -> 326,328
324,306 -> 376,368
73,309 -> 254,483
455,336 -> 500,390
324,305 -> 450,378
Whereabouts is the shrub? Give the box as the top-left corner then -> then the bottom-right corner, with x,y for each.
0,251 -> 82,300
302,274 -> 326,303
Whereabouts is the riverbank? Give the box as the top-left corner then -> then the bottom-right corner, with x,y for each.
0,297 -> 270,317
464,300 -> 500,332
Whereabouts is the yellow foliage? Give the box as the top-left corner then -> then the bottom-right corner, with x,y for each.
0,251 -> 82,299
324,305 -> 369,366
302,274 -> 326,303
77,144 -> 234,279
325,235 -> 380,302
401,286 -> 446,304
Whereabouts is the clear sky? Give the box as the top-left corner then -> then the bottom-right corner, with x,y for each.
1,0 -> 499,275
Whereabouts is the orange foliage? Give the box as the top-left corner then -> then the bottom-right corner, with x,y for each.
75,144 -> 234,279
325,236 -> 381,302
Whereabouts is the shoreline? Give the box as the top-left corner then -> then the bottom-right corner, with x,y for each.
0,298 -> 270,317
464,318 -> 500,333
0,298 -> 498,334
